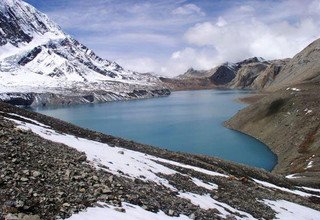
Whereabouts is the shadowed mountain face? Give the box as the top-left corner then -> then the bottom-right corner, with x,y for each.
209,65 -> 236,85
0,0 -> 169,106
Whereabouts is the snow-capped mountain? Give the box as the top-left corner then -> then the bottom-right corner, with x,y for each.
0,0 -> 169,106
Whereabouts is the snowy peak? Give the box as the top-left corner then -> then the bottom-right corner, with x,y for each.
0,0 -> 167,99
0,0 -> 63,47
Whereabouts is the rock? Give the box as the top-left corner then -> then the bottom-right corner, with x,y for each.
102,187 -> 112,194
20,177 -> 28,182
168,209 -> 175,216
94,189 -> 101,197
64,169 -> 71,179
32,171 -> 41,177
4,214 -> 19,220
62,203 -> 70,207
108,176 -> 114,182
77,154 -> 87,162
21,215 -> 41,220
118,151 -> 124,155
15,201 -> 24,208
114,208 -> 126,213
225,215 -> 237,220
189,213 -> 196,219
22,170 -> 29,175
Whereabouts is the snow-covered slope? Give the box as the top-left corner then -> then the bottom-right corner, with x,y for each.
2,108 -> 320,220
0,0 -> 168,105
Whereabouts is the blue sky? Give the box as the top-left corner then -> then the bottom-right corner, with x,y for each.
25,0 -> 320,76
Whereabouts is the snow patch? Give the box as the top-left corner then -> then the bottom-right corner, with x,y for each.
285,174 -> 300,179
299,187 -> 320,193
263,199 -> 320,220
305,161 -> 313,169
154,157 -> 228,178
66,202 -> 191,220
304,108 -> 313,115
178,192 -> 255,219
191,177 -> 218,190
6,113 -> 50,128
253,179 -> 320,198
286,87 -> 301,92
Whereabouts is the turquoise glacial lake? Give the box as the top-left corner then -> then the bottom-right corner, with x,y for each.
34,89 -> 277,170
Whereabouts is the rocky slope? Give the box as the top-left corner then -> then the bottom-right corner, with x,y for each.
225,38 -> 320,185
226,82 -> 320,185
0,0 -> 169,107
267,38 -> 320,90
0,101 -> 320,220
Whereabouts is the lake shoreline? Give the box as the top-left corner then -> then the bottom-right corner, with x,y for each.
2,101 -> 319,219
0,101 -> 285,178
225,82 -> 320,185
33,89 -> 276,170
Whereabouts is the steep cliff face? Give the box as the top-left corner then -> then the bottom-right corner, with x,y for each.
229,62 -> 269,88
0,0 -> 169,106
250,59 -> 290,89
209,64 -> 236,85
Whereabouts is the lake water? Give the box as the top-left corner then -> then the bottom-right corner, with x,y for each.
34,89 -> 277,170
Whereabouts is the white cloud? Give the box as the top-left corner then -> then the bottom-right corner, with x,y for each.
112,14 -> 320,77
115,57 -> 161,74
185,17 -> 319,63
216,17 -> 227,27
115,48 -> 219,77
162,47 -> 219,76
40,0 -> 320,77
172,4 -> 205,16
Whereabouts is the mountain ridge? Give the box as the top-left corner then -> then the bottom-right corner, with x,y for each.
0,0 -> 169,106
161,46 -> 320,91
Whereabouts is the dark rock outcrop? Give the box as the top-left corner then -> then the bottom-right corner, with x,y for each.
209,65 -> 236,85
18,47 -> 42,66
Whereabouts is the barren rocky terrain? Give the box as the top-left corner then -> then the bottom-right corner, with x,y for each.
226,82 -> 320,185
1,102 -> 320,219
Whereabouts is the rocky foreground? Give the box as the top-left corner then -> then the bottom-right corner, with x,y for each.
0,102 -> 320,220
